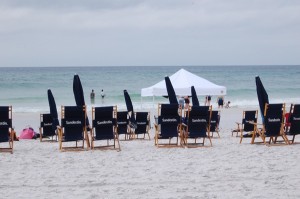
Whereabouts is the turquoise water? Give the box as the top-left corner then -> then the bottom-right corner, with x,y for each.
0,66 -> 299,112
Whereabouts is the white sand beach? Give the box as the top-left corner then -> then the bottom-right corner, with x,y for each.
1,107 -> 300,199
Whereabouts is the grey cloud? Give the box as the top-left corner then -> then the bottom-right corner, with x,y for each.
0,0 -> 299,66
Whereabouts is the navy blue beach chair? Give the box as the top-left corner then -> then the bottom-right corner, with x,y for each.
155,104 -> 183,147
39,113 -> 57,142
210,110 -> 220,138
134,112 -> 151,140
117,111 -> 130,140
285,104 -> 300,144
184,105 -> 212,147
58,106 -> 87,151
91,106 -> 120,151
235,110 -> 258,143
0,106 -> 13,153
251,103 -> 289,145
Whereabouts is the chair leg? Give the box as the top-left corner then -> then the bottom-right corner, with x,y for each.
292,135 -> 296,144
116,137 -> 121,151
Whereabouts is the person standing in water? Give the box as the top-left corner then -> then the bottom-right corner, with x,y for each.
217,96 -> 224,108
101,89 -> 105,99
90,89 -> 95,104
101,89 -> 105,104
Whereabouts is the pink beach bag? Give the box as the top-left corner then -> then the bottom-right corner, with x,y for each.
19,127 -> 35,139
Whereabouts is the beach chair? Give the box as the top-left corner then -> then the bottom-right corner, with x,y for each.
57,106 -> 87,151
251,103 -> 289,145
183,105 -> 212,147
0,106 -> 13,153
117,111 -> 131,140
285,104 -> 300,144
91,106 -> 120,151
210,110 -> 220,138
134,112 -> 151,140
39,113 -> 57,142
231,110 -> 258,143
154,104 -> 183,148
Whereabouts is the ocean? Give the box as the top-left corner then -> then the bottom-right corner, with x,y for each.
0,65 -> 299,113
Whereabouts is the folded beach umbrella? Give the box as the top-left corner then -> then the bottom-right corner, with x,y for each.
124,90 -> 136,127
73,74 -> 90,127
191,86 -> 200,106
47,89 -> 59,131
255,76 -> 269,121
165,76 -> 178,105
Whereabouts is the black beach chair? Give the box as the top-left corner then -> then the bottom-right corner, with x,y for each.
251,103 -> 289,145
210,110 -> 220,138
285,104 -> 300,144
91,106 -> 120,151
184,105 -> 212,147
117,111 -> 130,140
0,106 -> 13,153
233,110 -> 258,143
134,112 -> 151,140
39,113 -> 57,142
154,104 -> 183,148
58,106 -> 87,151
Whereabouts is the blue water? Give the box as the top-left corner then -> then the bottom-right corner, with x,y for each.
0,66 -> 299,112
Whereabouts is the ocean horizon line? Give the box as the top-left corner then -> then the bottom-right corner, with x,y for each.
0,64 -> 299,68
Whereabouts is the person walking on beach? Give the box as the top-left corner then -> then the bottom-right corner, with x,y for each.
217,96 -> 224,108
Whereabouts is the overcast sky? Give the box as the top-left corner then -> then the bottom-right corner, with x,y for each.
0,0 -> 299,67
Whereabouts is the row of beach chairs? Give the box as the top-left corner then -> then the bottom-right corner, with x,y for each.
154,104 -> 220,148
0,105 -> 151,153
232,103 -> 300,146
3,103 -> 297,153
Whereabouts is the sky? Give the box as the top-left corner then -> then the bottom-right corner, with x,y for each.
0,0 -> 299,67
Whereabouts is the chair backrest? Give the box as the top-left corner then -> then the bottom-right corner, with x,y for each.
0,106 -> 12,142
243,110 -> 258,132
40,113 -> 55,137
117,111 -> 129,135
158,104 -> 181,138
135,112 -> 149,134
264,103 -> 284,136
288,104 -> 300,135
210,111 -> 220,132
187,106 -> 211,137
92,106 -> 117,140
61,106 -> 86,141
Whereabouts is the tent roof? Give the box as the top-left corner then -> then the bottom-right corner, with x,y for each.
141,68 -> 226,97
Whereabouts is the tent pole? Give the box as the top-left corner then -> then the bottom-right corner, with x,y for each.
153,96 -> 155,108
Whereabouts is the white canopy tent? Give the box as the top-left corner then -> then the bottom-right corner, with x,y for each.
141,68 -> 226,98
